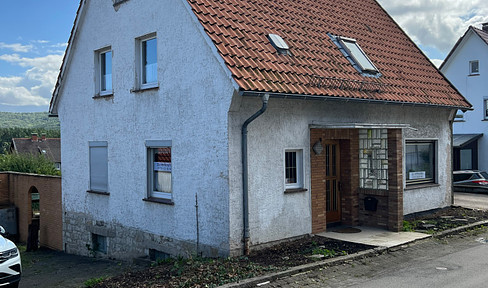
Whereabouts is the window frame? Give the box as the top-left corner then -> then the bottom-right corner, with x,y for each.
137,34 -> 158,90
469,60 -> 479,75
284,149 -> 304,190
88,141 -> 108,193
483,97 -> 488,120
338,36 -> 379,74
95,47 -> 113,97
405,140 -> 437,186
146,140 -> 172,200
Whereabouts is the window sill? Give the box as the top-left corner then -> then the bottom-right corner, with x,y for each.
131,85 -> 159,93
143,197 -> 174,205
468,73 -> 480,77
405,183 -> 440,190
87,190 -> 110,196
284,188 -> 308,194
93,93 -> 114,99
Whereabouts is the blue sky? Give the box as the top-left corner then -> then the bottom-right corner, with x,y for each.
0,0 -> 78,112
0,0 -> 487,113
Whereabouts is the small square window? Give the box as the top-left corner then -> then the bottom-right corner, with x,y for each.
89,141 -> 108,192
470,60 -> 479,75
146,140 -> 172,199
137,34 -> 158,89
96,47 -> 112,96
285,150 -> 303,189
92,234 -> 107,254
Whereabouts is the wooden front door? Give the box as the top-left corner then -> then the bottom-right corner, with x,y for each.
325,141 -> 341,224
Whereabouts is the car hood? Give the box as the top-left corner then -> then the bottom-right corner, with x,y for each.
0,235 -> 16,251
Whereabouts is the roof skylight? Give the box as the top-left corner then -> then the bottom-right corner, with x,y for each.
268,34 -> 290,55
330,35 -> 380,77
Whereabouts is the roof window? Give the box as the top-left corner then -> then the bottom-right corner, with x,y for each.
268,34 -> 291,55
329,34 -> 380,77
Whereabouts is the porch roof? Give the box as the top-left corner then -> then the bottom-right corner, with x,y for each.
453,134 -> 483,148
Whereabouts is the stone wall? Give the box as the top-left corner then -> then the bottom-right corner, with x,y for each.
64,211 -> 222,260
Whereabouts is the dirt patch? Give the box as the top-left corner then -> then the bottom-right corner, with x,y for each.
92,236 -> 373,288
404,206 -> 488,233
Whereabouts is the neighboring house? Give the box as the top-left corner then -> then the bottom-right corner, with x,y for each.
440,23 -> 488,172
49,0 -> 470,260
10,133 -> 61,170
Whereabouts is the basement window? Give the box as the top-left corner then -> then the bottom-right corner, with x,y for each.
268,34 -> 291,55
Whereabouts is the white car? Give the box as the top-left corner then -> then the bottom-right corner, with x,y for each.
0,226 -> 21,288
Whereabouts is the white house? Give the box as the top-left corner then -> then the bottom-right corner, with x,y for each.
440,23 -> 488,171
50,0 -> 470,260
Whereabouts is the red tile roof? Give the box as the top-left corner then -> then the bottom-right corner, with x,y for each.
187,0 -> 471,109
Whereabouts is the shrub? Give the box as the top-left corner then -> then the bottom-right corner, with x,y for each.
0,153 -> 61,176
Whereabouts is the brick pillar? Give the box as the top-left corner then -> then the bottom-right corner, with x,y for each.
387,129 -> 403,232
311,129 -> 326,233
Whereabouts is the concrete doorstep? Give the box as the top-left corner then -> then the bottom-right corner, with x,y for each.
219,220 -> 488,288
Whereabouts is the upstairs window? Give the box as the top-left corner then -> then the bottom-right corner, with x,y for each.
470,60 -> 479,75
338,37 -> 379,75
95,47 -> 112,96
136,33 -> 158,90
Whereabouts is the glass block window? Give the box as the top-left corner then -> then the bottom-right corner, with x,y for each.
359,129 -> 388,190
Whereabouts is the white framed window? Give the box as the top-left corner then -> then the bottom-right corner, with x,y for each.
137,34 -> 158,89
146,140 -> 172,200
95,47 -> 112,96
89,141 -> 108,193
405,140 -> 436,186
284,149 -> 303,189
470,60 -> 479,75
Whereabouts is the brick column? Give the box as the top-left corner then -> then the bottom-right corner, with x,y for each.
387,129 -> 403,232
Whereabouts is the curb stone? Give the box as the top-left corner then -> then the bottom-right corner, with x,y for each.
219,220 -> 488,288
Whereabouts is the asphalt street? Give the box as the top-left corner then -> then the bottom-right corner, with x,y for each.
259,192 -> 488,288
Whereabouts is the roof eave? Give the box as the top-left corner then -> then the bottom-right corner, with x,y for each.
49,0 -> 86,116
240,90 -> 473,111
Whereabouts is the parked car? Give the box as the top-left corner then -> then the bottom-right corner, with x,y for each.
0,226 -> 21,288
453,170 -> 488,193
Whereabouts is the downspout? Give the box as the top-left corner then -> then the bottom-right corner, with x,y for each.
242,93 -> 269,256
449,109 -> 456,206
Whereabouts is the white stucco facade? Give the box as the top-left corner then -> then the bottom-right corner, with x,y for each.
227,98 -> 454,252
56,0 -> 237,258
441,28 -> 488,171
53,0 -> 458,260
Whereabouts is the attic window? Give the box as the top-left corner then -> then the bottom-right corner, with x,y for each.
268,34 -> 291,55
329,34 -> 380,77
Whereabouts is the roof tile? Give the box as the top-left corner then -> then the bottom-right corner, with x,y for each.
187,0 -> 470,108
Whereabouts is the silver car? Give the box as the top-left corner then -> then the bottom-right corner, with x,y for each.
0,226 -> 21,288
453,170 -> 488,193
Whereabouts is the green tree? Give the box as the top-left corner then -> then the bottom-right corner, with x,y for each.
0,153 -> 61,176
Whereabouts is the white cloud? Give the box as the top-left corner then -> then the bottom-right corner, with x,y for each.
377,0 -> 488,55
0,42 -> 33,53
0,53 -> 63,107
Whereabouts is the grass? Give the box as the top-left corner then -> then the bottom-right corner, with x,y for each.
84,276 -> 108,288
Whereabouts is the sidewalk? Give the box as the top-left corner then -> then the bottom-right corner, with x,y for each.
319,226 -> 430,248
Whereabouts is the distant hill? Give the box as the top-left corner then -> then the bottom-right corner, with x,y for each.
0,112 -> 60,129
0,112 -> 60,153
